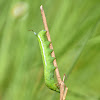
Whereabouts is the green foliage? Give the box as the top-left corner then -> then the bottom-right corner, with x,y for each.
0,0 -> 100,100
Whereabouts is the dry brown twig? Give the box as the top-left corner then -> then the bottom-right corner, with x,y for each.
40,5 -> 68,100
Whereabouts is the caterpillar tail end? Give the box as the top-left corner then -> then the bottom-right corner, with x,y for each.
34,32 -> 37,36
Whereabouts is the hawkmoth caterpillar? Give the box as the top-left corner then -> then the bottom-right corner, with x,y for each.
34,30 -> 60,92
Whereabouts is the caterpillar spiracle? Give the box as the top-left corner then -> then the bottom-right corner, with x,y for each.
34,30 -> 60,92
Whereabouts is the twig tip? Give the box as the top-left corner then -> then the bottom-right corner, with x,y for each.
40,5 -> 43,10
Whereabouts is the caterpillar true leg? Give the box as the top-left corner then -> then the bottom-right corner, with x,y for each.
55,83 -> 60,89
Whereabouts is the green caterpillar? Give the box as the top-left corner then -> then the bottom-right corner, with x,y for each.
34,30 -> 60,92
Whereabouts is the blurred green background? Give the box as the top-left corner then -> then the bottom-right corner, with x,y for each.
0,0 -> 100,100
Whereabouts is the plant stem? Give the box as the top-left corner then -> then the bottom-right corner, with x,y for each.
40,5 -> 68,100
